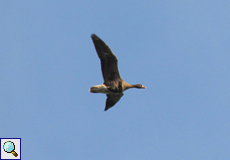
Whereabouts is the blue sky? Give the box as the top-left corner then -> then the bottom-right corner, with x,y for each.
1,1 -> 230,159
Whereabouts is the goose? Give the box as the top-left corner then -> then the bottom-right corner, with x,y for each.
90,34 -> 146,111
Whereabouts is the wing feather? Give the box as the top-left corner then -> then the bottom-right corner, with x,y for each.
104,93 -> 124,111
91,34 -> 121,81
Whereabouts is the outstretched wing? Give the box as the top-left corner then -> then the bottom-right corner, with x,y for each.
104,93 -> 124,111
91,34 -> 121,82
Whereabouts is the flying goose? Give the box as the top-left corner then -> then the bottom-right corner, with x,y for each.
90,34 -> 146,111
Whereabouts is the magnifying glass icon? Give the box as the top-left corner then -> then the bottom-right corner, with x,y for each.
3,141 -> 18,157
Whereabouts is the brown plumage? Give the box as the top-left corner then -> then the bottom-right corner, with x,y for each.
90,34 -> 146,111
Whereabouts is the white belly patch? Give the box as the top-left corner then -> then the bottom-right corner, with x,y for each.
90,84 -> 112,94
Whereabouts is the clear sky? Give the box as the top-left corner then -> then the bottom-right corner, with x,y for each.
1,1 -> 230,159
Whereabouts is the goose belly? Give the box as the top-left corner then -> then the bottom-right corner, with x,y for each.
89,84 -> 112,94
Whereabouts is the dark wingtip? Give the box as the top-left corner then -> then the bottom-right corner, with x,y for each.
104,106 -> 109,111
91,33 -> 99,40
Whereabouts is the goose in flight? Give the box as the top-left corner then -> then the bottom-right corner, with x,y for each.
90,34 -> 146,111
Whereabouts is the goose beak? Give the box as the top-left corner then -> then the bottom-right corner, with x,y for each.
142,85 -> 146,89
